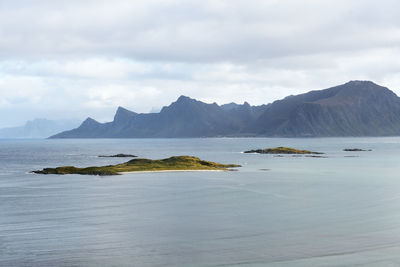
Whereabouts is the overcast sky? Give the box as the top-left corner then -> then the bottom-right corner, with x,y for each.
1,0 -> 400,127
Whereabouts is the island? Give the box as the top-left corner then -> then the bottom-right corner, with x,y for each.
31,156 -> 241,176
343,148 -> 372,152
244,146 -> 323,154
98,154 -> 137,158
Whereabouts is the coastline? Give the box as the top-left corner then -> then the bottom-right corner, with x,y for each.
119,169 -> 226,174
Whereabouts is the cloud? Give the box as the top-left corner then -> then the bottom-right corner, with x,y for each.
1,0 -> 400,61
0,0 -> 400,127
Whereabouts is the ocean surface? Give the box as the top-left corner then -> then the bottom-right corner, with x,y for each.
1,138 -> 400,266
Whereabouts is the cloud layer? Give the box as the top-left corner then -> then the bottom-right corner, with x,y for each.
1,0 -> 400,126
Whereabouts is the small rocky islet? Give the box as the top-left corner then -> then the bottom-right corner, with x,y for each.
32,156 -> 241,176
343,148 -> 372,152
244,146 -> 371,158
244,147 -> 324,155
98,154 -> 137,158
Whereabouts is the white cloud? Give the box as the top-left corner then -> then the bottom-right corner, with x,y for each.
0,0 -> 400,127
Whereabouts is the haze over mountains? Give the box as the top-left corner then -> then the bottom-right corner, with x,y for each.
51,81 -> 400,138
0,119 -> 80,139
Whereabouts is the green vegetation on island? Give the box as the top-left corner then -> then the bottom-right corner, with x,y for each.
32,156 -> 241,176
244,147 -> 323,154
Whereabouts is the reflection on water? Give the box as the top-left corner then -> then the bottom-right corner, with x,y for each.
1,138 -> 400,266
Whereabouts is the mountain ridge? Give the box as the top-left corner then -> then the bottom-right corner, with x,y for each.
50,81 -> 400,138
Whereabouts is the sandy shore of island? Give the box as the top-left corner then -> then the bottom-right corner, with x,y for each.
119,169 -> 227,174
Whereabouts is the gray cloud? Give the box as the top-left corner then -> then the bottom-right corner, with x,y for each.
1,0 -> 400,61
0,0 -> 400,127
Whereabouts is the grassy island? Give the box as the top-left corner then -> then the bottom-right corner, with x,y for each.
32,156 -> 241,176
244,146 -> 323,154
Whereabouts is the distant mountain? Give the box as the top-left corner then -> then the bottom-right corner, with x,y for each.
252,81 -> 400,136
52,96 -> 266,138
50,81 -> 400,138
0,119 -> 80,139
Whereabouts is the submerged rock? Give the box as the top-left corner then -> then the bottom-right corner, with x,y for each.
305,155 -> 328,158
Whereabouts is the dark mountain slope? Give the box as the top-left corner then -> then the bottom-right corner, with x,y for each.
253,81 -> 400,136
52,118 -> 110,138
51,81 -> 400,138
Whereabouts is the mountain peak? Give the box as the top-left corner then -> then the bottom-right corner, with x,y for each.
333,80 -> 392,99
114,106 -> 137,123
176,95 -> 195,103
81,117 -> 100,126
346,80 -> 376,86
116,106 -> 128,112
342,80 -> 387,91
115,106 -> 136,115
83,117 -> 96,122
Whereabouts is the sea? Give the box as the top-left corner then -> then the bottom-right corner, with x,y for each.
1,137 -> 400,267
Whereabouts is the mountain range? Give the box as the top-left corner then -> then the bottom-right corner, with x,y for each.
50,81 -> 400,138
0,119 -> 80,139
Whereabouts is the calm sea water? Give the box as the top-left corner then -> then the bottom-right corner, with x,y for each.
1,138 -> 400,266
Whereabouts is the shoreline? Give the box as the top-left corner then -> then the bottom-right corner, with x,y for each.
120,169 -> 226,174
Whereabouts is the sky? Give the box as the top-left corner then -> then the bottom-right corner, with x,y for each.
1,0 -> 400,127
